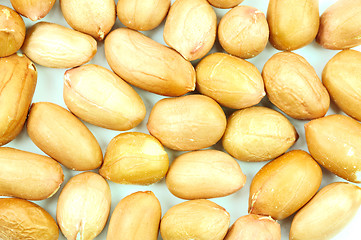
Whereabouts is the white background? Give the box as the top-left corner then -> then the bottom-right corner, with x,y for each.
1,0 -> 361,239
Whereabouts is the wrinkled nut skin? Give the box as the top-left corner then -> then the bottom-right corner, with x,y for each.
0,198 -> 59,240
224,214 -> 281,240
164,0 -> 216,61
0,6 -> 25,57
117,0 -> 170,31
63,64 -> 146,131
222,107 -> 298,162
218,6 -> 269,59
323,50 -> 361,121
160,199 -> 230,240
0,54 -> 37,146
262,52 -> 330,119
147,94 -> 227,151
10,0 -> 55,21
57,172 -> 111,240
0,147 -> 64,201
196,52 -> 265,109
166,150 -> 246,199
207,0 -> 243,9
317,0 -> 361,50
61,0 -> 116,41
22,22 -> 97,68
105,28 -> 195,96
99,132 -> 169,185
27,102 -> 103,171
305,114 -> 361,183
249,150 -> 322,220
290,182 -> 361,240
268,0 -> 319,51
107,191 -> 161,240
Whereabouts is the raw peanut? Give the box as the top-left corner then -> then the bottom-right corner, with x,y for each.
160,199 -> 230,240
99,132 -> 169,185
147,94 -> 226,151
0,198 -> 58,240
107,191 -> 161,240
222,107 -> 298,162
322,50 -> 361,121
317,0 -> 361,50
290,182 -> 361,240
27,102 -> 103,171
0,147 -> 64,200
163,0 -> 216,61
166,150 -> 246,199
207,0 -> 243,9
262,52 -> 330,119
224,214 -> 281,240
305,114 -> 361,183
60,0 -> 115,41
57,172 -> 111,240
249,150 -> 322,220
105,28 -> 195,96
10,0 -> 55,21
196,52 -> 265,109
268,0 -> 319,51
0,53 -> 37,146
218,6 -> 269,59
117,0 -> 170,31
63,64 -> 146,131
22,22 -> 97,68
0,5 -> 25,57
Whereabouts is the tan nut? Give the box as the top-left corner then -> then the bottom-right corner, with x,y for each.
10,0 -> 55,21
207,0 -> 243,9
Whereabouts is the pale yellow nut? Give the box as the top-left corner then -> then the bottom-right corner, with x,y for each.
57,172 -> 111,240
249,150 -> 322,220
99,132 -> 169,185
10,0 -> 56,21
0,198 -> 59,240
166,150 -> 246,199
107,191 -> 161,240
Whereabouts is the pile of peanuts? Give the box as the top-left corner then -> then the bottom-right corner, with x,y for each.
1,0 -> 361,239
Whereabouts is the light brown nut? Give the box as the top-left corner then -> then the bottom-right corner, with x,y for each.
218,6 -> 269,59
224,214 -> 281,240
262,52 -> 330,119
0,5 -> 25,57
305,114 -> 361,183
10,0 -> 55,21
207,0 -> 243,9
107,191 -> 161,240
163,0 -> 216,61
166,150 -> 246,199
27,102 -> 103,171
0,198 -> 58,240
117,0 -> 170,31
249,150 -> 322,220
290,182 -> 361,240
99,132 -> 169,185
60,0 -> 115,41
222,107 -> 298,162
317,0 -> 361,50
147,94 -> 227,151
57,172 -> 111,240
160,199 -> 230,240
0,53 -> 37,146
196,52 -> 265,109
63,64 -> 146,131
322,50 -> 361,121
22,22 -> 97,68
105,28 -> 195,96
268,0 -> 319,51
0,147 -> 64,200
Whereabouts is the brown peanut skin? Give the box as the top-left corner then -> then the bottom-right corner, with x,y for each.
0,198 -> 59,240
0,53 -> 37,146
